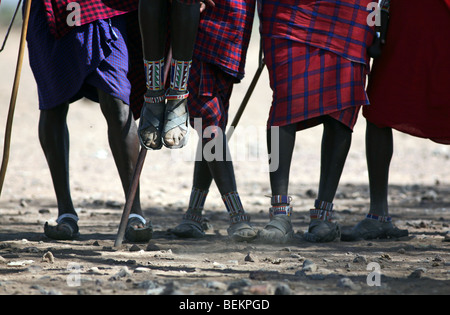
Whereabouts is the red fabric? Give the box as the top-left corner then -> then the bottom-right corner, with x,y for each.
364,0 -> 450,144
259,0 -> 375,67
264,38 -> 366,131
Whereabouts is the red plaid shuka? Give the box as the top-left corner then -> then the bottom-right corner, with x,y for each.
194,0 -> 256,81
187,0 -> 256,135
260,0 -> 375,130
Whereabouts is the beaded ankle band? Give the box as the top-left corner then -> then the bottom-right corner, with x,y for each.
144,94 -> 165,104
269,205 -> 292,218
366,213 -> 392,223
310,199 -> 334,221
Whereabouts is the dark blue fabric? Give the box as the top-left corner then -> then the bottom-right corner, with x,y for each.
27,0 -> 131,110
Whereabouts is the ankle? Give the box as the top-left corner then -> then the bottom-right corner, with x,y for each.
365,213 -> 392,223
222,191 -> 250,225
310,199 -> 334,222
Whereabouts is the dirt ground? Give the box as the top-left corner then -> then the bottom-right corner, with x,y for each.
0,26 -> 449,296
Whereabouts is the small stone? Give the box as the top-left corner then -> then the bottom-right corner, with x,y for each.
129,244 -> 142,252
275,283 -> 291,295
42,251 -> 54,263
337,277 -> 361,290
302,259 -> 317,272
206,281 -> 228,291
408,268 -> 426,279
146,243 -> 161,251
353,255 -> 367,264
38,208 -> 50,214
244,252 -> 255,262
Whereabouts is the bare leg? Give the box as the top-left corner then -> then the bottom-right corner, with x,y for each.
39,103 -> 76,217
138,0 -> 168,149
39,103 -> 79,239
304,117 -> 351,242
341,120 -> 408,241
98,89 -> 152,242
259,124 -> 296,243
163,0 -> 200,147
366,120 -> 392,216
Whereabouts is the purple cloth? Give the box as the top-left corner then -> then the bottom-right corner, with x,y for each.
27,0 -> 131,110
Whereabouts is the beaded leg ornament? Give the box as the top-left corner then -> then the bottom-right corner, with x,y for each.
162,59 -> 192,149
139,58 -> 166,150
310,199 -> 334,221
222,191 -> 250,224
183,187 -> 209,224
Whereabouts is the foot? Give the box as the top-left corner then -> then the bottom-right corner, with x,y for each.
258,215 -> 294,244
162,90 -> 189,149
304,219 -> 341,242
172,220 -> 205,238
138,91 -> 165,150
124,214 -> 153,243
227,221 -> 257,242
341,218 -> 408,241
44,213 -> 80,240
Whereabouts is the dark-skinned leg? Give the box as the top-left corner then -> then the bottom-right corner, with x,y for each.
259,124 -> 296,243
98,89 -> 152,242
138,0 -> 168,150
173,132 -> 256,241
341,120 -> 408,241
40,103 -> 80,240
163,0 -> 200,147
304,117 -> 351,242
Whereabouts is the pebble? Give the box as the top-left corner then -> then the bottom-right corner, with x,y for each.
409,268 -> 427,279
109,267 -> 132,280
244,252 -> 255,262
129,244 -> 142,252
275,283 -> 291,295
42,251 -> 54,263
206,281 -> 228,291
337,277 -> 361,290
0,255 -> 6,264
302,259 -> 318,272
353,255 -> 367,264
7,260 -> 34,267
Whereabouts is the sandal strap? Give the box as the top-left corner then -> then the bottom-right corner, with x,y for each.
229,213 -> 251,224
128,214 -> 147,226
56,213 -> 78,224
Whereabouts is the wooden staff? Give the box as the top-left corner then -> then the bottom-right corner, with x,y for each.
0,0 -> 33,197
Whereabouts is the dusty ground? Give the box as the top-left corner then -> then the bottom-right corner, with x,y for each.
0,26 -> 449,296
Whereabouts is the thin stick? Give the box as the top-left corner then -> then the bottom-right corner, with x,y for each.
114,48 -> 173,247
0,0 -> 33,197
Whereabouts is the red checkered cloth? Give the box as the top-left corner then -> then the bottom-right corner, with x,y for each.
194,0 -> 256,81
264,39 -> 365,131
260,0 -> 374,130
188,59 -> 235,136
259,0 -> 374,66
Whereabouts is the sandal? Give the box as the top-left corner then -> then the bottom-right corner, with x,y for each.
162,91 -> 190,149
258,206 -> 294,243
303,208 -> 341,243
44,213 -> 80,240
124,214 -> 153,243
138,92 -> 166,150
227,217 -> 257,242
341,215 -> 409,241
172,221 -> 205,238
